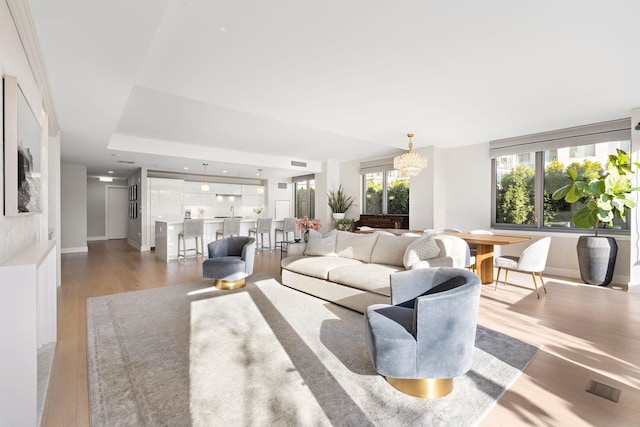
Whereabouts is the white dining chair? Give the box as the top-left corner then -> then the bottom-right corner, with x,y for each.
494,237 -> 551,299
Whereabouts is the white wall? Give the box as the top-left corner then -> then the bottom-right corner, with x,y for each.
0,2 -> 48,264
61,165 -> 87,252
444,143 -> 492,232
87,177 -> 127,239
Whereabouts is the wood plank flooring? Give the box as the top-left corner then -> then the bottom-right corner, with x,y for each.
41,239 -> 640,426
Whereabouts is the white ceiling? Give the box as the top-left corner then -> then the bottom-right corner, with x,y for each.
28,1 -> 640,180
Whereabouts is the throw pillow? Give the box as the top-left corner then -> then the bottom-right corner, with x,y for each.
304,229 -> 337,256
403,234 -> 441,269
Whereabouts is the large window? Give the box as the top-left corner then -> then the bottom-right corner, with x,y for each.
363,170 -> 410,215
492,119 -> 632,232
294,177 -> 315,218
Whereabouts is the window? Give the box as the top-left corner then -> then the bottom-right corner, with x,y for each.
363,170 -> 410,215
491,119 -> 632,233
294,178 -> 315,218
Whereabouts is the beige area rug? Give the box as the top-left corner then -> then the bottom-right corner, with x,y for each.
87,272 -> 537,426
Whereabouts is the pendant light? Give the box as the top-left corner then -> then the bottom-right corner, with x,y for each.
393,133 -> 426,177
201,163 -> 210,191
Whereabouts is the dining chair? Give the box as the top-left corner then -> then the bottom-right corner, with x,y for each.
494,237 -> 551,299
248,217 -> 273,252
216,217 -> 242,240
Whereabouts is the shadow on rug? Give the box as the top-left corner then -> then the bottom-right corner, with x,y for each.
87,272 -> 537,426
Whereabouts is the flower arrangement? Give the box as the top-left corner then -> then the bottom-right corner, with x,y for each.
253,206 -> 264,215
296,216 -> 322,231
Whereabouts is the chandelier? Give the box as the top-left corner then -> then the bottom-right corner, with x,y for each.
393,133 -> 426,177
201,163 -> 210,191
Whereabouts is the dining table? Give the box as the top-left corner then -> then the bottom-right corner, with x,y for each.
440,232 -> 531,284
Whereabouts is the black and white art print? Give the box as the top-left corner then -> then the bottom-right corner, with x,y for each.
3,75 -> 42,215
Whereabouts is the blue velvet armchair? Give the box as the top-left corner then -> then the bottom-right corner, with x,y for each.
364,267 -> 481,398
203,236 -> 256,290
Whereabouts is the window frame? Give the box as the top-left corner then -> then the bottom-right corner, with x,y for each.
361,170 -> 410,216
491,119 -> 632,235
293,177 -> 315,218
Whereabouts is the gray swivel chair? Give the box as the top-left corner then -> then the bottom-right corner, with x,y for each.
248,217 -> 273,252
203,236 -> 256,290
178,219 -> 204,260
494,236 -> 551,298
275,217 -> 298,243
216,217 -> 242,240
364,267 -> 481,398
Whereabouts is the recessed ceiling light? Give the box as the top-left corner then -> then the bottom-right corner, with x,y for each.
107,170 -> 114,174
222,170 -> 228,173
184,167 -> 189,170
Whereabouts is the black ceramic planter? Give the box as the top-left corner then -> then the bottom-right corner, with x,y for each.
576,236 -> 618,286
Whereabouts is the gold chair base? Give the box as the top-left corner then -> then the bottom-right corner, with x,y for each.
214,278 -> 246,290
386,377 -> 453,399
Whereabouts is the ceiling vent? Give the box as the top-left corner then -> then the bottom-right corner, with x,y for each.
291,160 -> 307,167
117,160 -> 135,164
278,183 -> 288,189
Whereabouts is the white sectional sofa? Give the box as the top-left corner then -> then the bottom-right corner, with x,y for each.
280,231 -> 470,313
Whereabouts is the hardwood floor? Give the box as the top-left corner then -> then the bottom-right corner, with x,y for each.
42,239 -> 640,426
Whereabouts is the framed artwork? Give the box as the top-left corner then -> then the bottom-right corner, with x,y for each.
3,75 -> 43,215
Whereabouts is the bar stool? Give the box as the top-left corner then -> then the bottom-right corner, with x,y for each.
178,219 -> 204,260
248,217 -> 273,252
216,217 -> 242,240
275,217 -> 298,243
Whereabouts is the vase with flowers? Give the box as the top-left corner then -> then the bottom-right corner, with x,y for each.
296,216 -> 322,242
253,206 -> 264,217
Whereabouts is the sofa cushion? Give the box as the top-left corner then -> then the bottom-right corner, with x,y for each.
328,263 -> 404,297
371,234 -> 418,267
304,229 -> 337,256
281,255 -> 363,280
403,234 -> 441,269
335,231 -> 379,263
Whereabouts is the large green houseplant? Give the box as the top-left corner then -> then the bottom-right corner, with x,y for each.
552,149 -> 640,285
327,185 -> 355,220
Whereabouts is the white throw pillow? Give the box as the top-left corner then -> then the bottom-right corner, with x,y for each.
403,234 -> 441,268
304,229 -> 337,256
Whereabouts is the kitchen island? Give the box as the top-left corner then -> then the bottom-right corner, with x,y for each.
154,218 -> 282,262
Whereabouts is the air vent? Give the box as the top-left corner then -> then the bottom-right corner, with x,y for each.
278,183 -> 287,190
291,160 -> 307,167
117,160 -> 135,164
586,380 -> 620,402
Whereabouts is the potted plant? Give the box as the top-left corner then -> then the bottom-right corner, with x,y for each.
334,218 -> 354,232
327,184 -> 355,220
552,149 -> 640,286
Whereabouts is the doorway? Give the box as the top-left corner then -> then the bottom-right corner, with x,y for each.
107,186 -> 128,239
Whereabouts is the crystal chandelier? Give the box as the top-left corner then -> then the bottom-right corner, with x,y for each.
393,133 -> 426,177
201,163 -> 210,191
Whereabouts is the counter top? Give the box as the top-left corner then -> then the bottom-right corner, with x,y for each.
155,218 -> 278,225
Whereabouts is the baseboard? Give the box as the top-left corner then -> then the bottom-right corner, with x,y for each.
127,239 -> 141,250
87,236 -> 107,241
61,246 -> 88,254
545,266 -> 629,287
627,283 -> 640,293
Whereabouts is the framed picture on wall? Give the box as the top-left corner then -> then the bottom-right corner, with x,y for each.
3,74 -> 43,215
